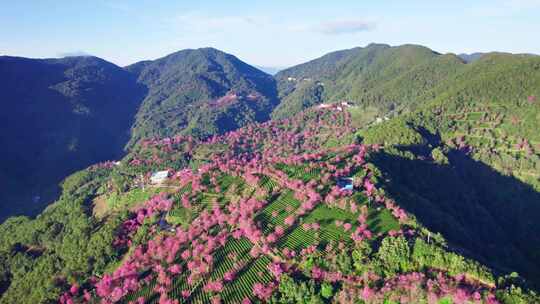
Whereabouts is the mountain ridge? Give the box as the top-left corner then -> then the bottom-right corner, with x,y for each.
125,47 -> 279,146
2,44 -> 540,222
273,44 -> 540,121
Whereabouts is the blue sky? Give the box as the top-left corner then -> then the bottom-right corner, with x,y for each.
1,0 -> 539,67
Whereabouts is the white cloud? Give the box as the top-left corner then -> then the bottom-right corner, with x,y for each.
168,14 -> 376,37
158,12 -> 379,66
288,18 -> 376,35
313,19 -> 376,35
507,0 -> 540,9
169,13 -> 271,34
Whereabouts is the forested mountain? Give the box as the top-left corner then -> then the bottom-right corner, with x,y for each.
0,56 -> 147,221
4,45 -> 537,222
126,48 -> 279,146
273,44 -> 540,123
353,50 -> 540,288
272,44 -> 461,119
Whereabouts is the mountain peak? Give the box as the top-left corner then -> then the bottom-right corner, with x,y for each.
125,46 -> 278,147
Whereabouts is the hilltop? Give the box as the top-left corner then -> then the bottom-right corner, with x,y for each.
273,43 -> 455,120
126,48 -> 279,146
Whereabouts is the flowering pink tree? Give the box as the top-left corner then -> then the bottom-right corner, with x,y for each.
59,105 -> 510,304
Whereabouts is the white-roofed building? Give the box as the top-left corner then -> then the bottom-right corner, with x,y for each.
317,103 -> 332,109
150,170 -> 170,185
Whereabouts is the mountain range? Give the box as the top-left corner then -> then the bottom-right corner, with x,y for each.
2,44 -> 539,220
273,44 -> 539,121
1,43 -> 540,303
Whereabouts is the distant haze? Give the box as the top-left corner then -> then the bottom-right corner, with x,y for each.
255,66 -> 286,75
458,53 -> 486,63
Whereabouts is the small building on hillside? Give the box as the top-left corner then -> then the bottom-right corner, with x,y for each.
158,212 -> 176,232
337,177 -> 354,191
150,170 -> 170,185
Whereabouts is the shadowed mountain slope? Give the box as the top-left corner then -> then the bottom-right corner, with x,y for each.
0,56 -> 147,220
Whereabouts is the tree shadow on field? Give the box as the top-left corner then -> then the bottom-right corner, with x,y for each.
369,146 -> 540,287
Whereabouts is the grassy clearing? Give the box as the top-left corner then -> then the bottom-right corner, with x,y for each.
106,187 -> 164,211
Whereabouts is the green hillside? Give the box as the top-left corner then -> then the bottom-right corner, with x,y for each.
273,44 -> 540,123
273,44 -> 458,119
1,107 -> 538,304
126,48 -> 279,145
357,77 -> 540,287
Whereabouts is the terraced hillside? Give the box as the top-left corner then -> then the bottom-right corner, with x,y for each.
2,106 -> 536,303
358,93 -> 540,289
